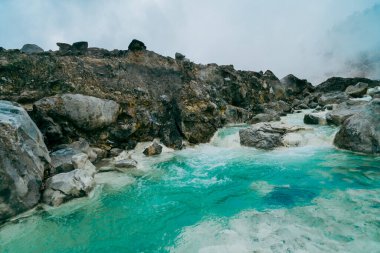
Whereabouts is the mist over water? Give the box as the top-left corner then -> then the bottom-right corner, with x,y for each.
1,0 -> 379,83
1,112 -> 379,252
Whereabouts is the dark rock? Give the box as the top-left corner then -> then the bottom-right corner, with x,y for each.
262,70 -> 286,100
20,44 -> 44,54
304,113 -> 326,125
316,77 -> 380,92
0,101 -> 51,223
128,39 -> 146,51
72,41 -> 88,52
50,148 -> 80,175
56,42 -> 71,52
143,142 -> 163,156
334,99 -> 380,154
109,148 -> 124,157
175,52 -> 186,60
280,74 -> 313,96
224,105 -> 252,123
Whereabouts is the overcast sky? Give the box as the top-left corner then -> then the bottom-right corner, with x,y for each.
1,0 -> 379,84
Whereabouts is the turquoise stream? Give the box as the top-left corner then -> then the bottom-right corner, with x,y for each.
1,113 -> 380,252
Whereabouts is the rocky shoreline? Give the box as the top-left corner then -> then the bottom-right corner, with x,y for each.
1,40 -> 379,224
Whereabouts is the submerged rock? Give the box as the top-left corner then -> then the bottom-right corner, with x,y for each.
334,99 -> 380,154
143,142 -> 163,156
0,101 -> 51,222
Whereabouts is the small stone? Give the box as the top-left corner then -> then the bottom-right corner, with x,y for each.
143,142 -> 163,156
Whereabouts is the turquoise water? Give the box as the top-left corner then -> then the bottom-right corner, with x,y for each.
1,115 -> 380,252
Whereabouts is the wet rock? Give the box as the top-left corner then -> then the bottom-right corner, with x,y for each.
224,105 -> 251,123
128,39 -> 146,51
20,44 -> 44,54
0,101 -> 51,222
367,86 -> 380,97
249,112 -> 280,124
345,82 -> 368,98
50,148 -> 81,175
143,142 -> 163,156
239,123 -> 307,150
318,92 -> 349,106
43,153 -> 96,206
114,159 -> 138,171
304,113 -> 326,125
326,100 -> 367,125
334,99 -> 380,154
109,148 -> 124,157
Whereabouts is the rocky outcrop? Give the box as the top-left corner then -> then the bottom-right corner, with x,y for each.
280,74 -> 314,97
0,41 -> 274,151
239,123 -> 307,150
316,77 -> 380,93
334,99 -> 380,154
43,153 -> 96,206
0,101 -> 51,223
345,82 -> 368,98
128,39 -> 146,51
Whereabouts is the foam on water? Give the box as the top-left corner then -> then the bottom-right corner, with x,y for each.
1,111 -> 379,253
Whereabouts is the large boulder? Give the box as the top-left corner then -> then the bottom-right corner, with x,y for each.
345,82 -> 368,98
280,74 -> 313,96
20,44 -> 44,54
43,153 -> 96,206
34,94 -> 120,130
33,94 -> 120,147
0,101 -> 51,222
239,123 -> 307,150
326,100 -> 367,125
334,99 -> 380,154
318,92 -> 349,106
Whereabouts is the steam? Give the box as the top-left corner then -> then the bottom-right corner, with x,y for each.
0,0 -> 379,84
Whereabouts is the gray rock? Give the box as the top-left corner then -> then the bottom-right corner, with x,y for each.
71,41 -> 88,52
109,148 -> 124,157
334,99 -> 380,154
34,94 -> 120,130
50,148 -> 80,175
239,123 -> 307,150
0,101 -> 51,222
20,44 -> 44,54
345,82 -> 368,98
143,142 -> 163,156
367,86 -> 380,97
318,92 -> 349,106
249,112 -> 280,124
43,153 -> 96,206
114,159 -> 138,170
224,105 -> 251,123
175,52 -> 186,60
326,100 -> 367,125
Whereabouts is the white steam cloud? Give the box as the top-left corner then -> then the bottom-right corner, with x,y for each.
0,0 -> 379,84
